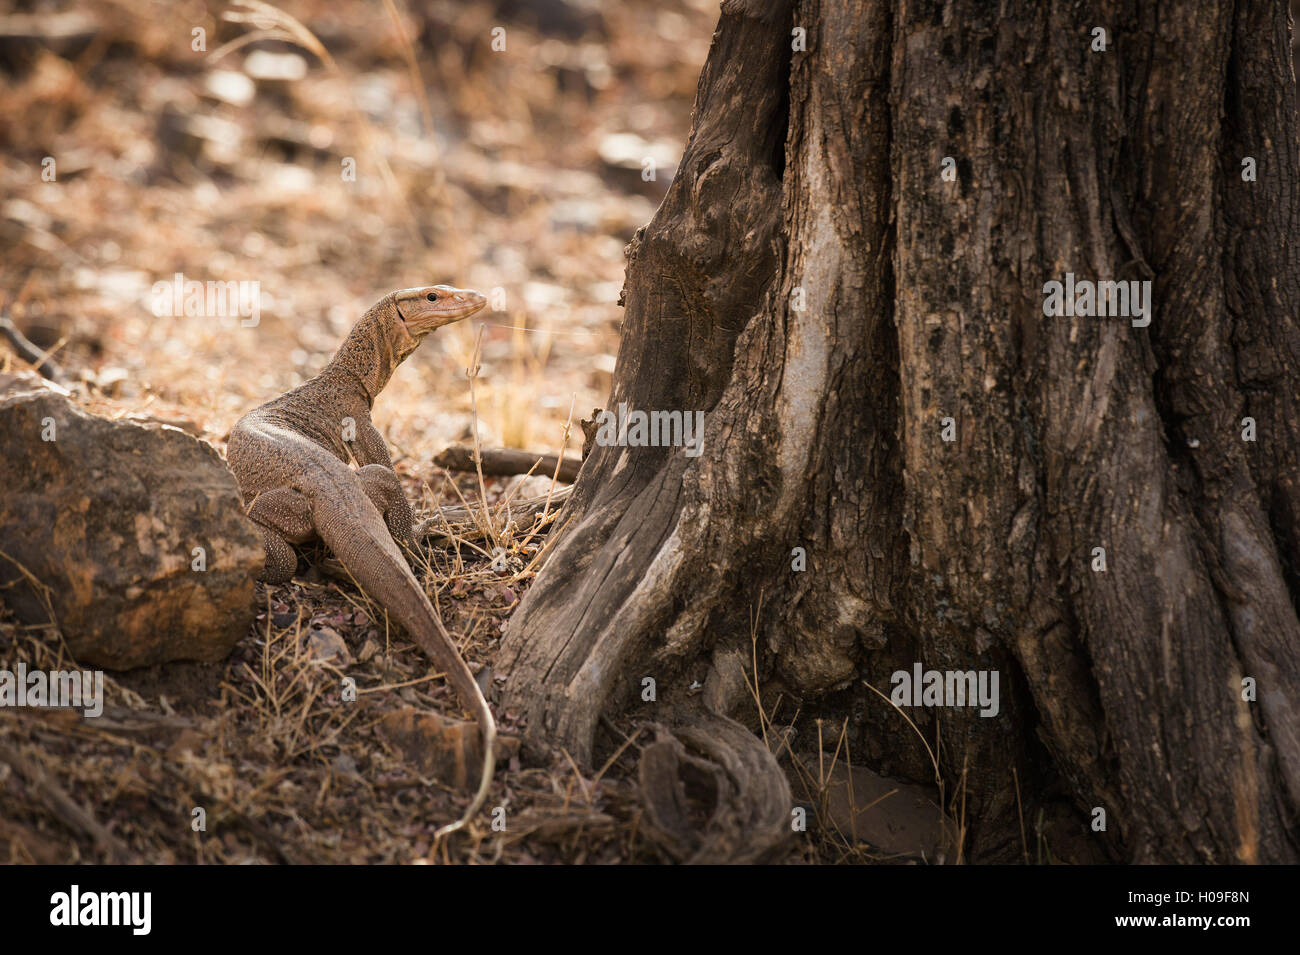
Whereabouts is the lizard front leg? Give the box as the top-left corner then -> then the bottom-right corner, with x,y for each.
357,464 -> 417,550
246,487 -> 314,583
350,421 -> 440,542
348,419 -> 396,469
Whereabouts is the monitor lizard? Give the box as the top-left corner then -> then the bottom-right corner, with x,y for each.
227,285 -> 494,838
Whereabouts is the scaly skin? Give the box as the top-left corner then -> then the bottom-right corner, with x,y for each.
227,286 -> 494,838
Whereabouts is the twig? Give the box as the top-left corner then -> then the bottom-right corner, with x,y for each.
428,487 -> 572,535
465,327 -> 497,551
0,315 -> 67,383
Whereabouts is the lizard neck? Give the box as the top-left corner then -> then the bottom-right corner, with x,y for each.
320,298 -> 414,407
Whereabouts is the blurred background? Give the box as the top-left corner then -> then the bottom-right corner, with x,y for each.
0,0 -> 715,463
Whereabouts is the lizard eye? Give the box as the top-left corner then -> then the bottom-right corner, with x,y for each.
426,292 -> 439,302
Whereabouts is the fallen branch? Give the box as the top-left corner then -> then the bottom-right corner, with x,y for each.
434,445 -> 582,484
0,314 -> 67,384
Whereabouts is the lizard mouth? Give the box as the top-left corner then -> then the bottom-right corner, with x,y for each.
392,297 -> 417,340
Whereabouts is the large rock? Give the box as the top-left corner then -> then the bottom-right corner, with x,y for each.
0,373 -> 262,669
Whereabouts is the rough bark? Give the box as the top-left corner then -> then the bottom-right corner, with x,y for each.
500,0 -> 1300,863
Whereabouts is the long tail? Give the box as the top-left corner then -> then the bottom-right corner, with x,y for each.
312,481 -> 496,839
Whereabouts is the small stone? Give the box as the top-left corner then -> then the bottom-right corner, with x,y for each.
204,70 -> 255,107
305,626 -> 353,665
243,50 -> 307,83
333,753 -> 358,776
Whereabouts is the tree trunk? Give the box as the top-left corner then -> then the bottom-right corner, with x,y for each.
499,0 -> 1300,863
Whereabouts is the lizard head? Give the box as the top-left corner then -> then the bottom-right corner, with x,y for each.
392,285 -> 486,339
332,286 -> 489,402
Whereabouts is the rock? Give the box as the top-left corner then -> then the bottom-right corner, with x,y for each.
333,753 -> 358,776
203,70 -> 255,108
304,626 -> 353,666
0,373 -> 262,669
378,706 -> 519,790
242,50 -> 307,84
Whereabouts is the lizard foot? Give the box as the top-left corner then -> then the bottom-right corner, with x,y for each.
256,527 -> 299,584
